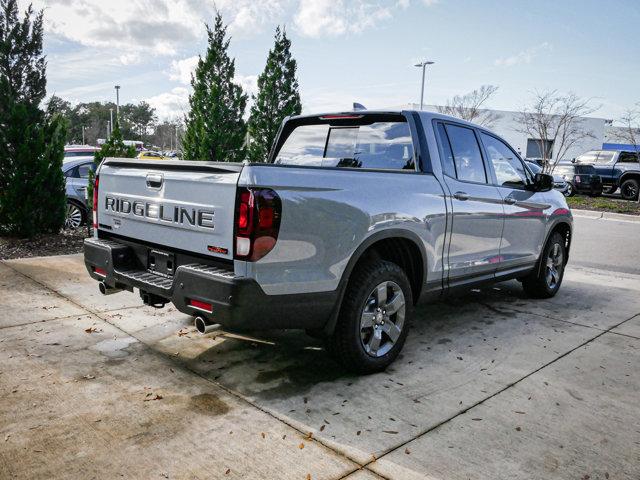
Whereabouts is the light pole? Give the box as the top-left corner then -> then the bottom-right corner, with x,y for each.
109,108 -> 114,136
114,85 -> 121,122
82,125 -> 85,145
414,60 -> 434,110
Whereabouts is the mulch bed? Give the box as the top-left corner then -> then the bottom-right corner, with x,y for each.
0,227 -> 90,260
567,195 -> 640,215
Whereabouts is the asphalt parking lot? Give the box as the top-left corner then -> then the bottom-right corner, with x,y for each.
1,215 -> 639,479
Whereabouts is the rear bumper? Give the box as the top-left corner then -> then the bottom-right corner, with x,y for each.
84,237 -> 335,330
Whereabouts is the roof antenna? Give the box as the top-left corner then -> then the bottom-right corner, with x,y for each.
353,102 -> 367,111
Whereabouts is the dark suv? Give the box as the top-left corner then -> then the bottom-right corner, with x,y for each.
553,162 -> 603,197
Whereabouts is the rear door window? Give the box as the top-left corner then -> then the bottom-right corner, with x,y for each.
444,124 -> 487,183
274,120 -> 415,170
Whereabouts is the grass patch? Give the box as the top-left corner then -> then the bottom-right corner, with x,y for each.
567,195 -> 640,215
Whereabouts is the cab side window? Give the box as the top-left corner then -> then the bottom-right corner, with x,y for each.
444,124 -> 487,183
480,132 -> 528,189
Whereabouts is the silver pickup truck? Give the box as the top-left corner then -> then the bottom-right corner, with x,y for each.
84,110 -> 572,373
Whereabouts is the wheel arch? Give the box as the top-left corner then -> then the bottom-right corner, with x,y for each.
323,229 -> 427,335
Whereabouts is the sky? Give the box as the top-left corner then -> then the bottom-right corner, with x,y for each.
22,0 -> 640,122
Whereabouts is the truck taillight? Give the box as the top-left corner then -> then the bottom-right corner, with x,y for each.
234,187 -> 281,261
92,175 -> 99,229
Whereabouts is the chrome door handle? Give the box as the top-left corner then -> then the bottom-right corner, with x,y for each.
504,197 -> 517,205
453,191 -> 469,201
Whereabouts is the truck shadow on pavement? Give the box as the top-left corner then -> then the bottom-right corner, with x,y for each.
184,277 -> 611,403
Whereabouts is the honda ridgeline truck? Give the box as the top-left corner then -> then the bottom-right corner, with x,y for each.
84,111 -> 572,374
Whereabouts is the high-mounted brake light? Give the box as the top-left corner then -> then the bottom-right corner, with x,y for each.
319,114 -> 364,120
92,175 -> 99,229
234,188 -> 281,261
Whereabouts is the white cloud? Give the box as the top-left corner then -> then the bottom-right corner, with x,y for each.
494,42 -> 552,67
293,0 -> 394,38
234,74 -> 259,98
22,0 -> 289,65
146,87 -> 190,120
168,56 -> 199,85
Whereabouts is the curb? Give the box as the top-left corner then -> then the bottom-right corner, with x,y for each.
572,209 -> 640,223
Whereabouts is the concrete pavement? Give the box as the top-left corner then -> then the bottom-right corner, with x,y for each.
1,217 -> 639,479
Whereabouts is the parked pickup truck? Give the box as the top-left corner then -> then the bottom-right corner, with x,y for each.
84,111 -> 572,373
574,149 -> 640,200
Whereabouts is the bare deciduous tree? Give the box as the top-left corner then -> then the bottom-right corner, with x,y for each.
515,90 -> 598,173
437,85 -> 502,128
614,105 -> 640,159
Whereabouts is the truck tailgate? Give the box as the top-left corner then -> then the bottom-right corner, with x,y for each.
96,158 -> 242,261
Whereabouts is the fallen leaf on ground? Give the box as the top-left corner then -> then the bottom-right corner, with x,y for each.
84,326 -> 101,334
515,426 -> 522,431
225,468 -> 230,475
177,329 -> 189,337
319,425 -> 325,432
298,442 -> 305,449
383,430 -> 398,434
261,432 -> 266,439
405,448 -> 411,454
143,394 -> 163,401
471,418 -> 482,421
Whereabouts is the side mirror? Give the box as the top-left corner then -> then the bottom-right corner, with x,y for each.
533,173 -> 554,192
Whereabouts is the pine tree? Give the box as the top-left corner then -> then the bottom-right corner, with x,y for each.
183,14 -> 247,162
0,0 -> 67,237
248,27 -> 302,162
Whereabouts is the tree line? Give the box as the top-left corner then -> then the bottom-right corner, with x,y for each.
0,3 -> 301,237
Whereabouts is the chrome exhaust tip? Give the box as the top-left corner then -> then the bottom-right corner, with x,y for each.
194,316 -> 221,335
99,281 -> 122,296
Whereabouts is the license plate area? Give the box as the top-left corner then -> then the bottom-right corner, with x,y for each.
147,249 -> 175,277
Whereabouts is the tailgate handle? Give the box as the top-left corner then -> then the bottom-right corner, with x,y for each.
146,173 -> 163,189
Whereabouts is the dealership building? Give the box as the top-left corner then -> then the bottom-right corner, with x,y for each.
397,103 -> 634,161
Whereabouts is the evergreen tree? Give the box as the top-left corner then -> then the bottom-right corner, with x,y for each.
183,13 -> 247,162
248,27 -> 302,162
0,0 -> 67,237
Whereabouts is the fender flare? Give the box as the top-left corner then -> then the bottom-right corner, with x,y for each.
322,228 -> 427,335
531,218 -> 572,278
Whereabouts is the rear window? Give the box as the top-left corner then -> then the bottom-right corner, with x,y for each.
575,165 -> 596,174
274,119 -> 415,170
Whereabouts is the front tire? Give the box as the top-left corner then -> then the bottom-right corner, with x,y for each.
326,259 -> 413,374
522,232 -> 566,298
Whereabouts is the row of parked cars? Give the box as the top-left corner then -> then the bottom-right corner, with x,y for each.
527,149 -> 640,200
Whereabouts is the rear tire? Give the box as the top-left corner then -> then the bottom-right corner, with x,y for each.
326,259 -> 413,374
620,178 -> 639,201
522,232 -> 566,299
